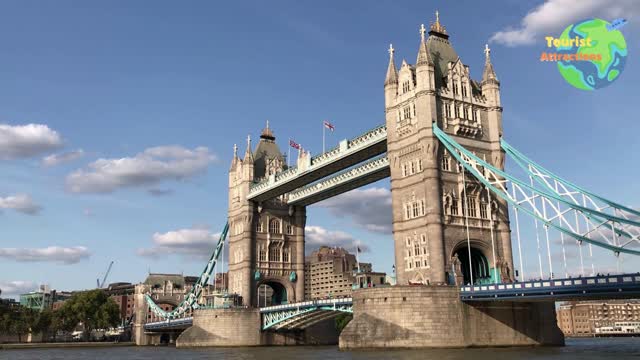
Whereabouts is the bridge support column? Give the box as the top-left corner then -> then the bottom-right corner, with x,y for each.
339,286 -> 564,349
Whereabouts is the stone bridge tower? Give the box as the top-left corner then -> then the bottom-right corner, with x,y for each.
385,12 -> 513,286
227,122 -> 306,306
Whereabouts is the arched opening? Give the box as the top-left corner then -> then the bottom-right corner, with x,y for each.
256,281 -> 288,307
454,246 -> 492,285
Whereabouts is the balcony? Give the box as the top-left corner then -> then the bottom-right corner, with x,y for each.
447,117 -> 482,137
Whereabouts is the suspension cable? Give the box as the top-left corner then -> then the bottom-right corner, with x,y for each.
462,166 -> 474,286
486,186 -> 498,284
530,177 -> 544,279
541,199 -> 554,279
512,186 -> 525,281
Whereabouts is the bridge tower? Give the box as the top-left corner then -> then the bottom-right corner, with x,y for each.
227,122 -> 306,306
385,13 -> 513,286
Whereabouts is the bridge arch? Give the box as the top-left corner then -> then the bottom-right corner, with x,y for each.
256,278 -> 294,307
451,240 -> 493,286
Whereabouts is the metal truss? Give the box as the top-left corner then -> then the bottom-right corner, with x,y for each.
433,124 -> 640,256
260,299 -> 353,330
145,222 -> 229,319
287,155 -> 390,205
248,124 -> 387,200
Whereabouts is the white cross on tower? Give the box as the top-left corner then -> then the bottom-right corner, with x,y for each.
388,43 -> 395,57
484,44 -> 491,60
419,24 -> 426,41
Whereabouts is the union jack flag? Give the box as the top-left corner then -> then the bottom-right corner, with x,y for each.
323,120 -> 335,132
289,139 -> 301,150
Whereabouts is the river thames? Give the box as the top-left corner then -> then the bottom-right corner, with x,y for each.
1,338 -> 639,360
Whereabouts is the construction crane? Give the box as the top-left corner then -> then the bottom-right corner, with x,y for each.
97,261 -> 114,289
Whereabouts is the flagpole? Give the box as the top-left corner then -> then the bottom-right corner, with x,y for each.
287,139 -> 291,167
322,122 -> 325,153
356,244 -> 360,274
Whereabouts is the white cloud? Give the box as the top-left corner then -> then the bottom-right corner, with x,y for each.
0,246 -> 90,264
0,123 -> 63,160
42,149 -> 84,167
490,0 -> 639,46
138,226 -> 221,259
305,225 -> 369,253
66,145 -> 217,193
317,187 -> 392,234
0,194 -> 42,215
0,281 -> 37,296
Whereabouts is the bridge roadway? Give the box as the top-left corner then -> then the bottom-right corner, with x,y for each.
144,273 -> 640,332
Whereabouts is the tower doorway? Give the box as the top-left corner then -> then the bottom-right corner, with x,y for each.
454,246 -> 492,285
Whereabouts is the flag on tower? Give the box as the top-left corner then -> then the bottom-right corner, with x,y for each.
289,139 -> 301,150
323,120 -> 335,132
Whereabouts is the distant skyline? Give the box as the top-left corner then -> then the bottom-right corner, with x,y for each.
1,0 -> 639,297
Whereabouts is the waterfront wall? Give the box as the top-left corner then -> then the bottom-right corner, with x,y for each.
176,308 -> 339,347
339,286 -> 564,349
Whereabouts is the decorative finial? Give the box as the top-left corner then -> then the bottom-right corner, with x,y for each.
436,10 -> 439,24
266,120 -> 269,129
233,143 -> 238,157
419,24 -> 426,41
484,44 -> 491,60
430,10 -> 448,35
388,43 -> 395,57
247,134 -> 251,147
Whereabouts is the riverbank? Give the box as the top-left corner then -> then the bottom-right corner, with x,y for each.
1,342 -> 135,350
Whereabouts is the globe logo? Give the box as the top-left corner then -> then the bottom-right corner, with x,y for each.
554,18 -> 627,90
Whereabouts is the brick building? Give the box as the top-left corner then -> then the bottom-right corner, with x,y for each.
556,300 -> 640,336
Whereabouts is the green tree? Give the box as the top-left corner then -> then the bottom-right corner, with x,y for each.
58,290 -> 120,341
335,313 -> 353,333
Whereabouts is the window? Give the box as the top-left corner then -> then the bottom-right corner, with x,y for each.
463,107 -> 469,119
417,159 -> 422,172
414,243 -> 420,256
403,106 -> 411,120
283,248 -> 290,262
451,197 -> 459,215
402,81 -> 410,93
420,200 -> 425,216
402,163 -> 408,177
286,223 -> 293,235
269,219 -> 281,234
269,246 -> 280,262
453,82 -> 459,95
463,196 -> 478,218
421,234 -> 427,243
462,84 -> 467,97
445,103 -> 451,118
412,202 -> 419,217
256,221 -> 263,233
405,204 -> 411,219
480,201 -> 488,219
410,161 -> 416,174
472,109 -> 478,122
454,104 -> 460,118
441,153 -> 450,171
259,248 -> 266,261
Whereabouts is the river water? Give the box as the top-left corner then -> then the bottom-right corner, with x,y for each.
1,338 -> 639,360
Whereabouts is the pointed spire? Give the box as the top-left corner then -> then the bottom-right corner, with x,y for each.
429,10 -> 448,38
384,43 -> 398,87
230,143 -> 239,168
260,120 -> 275,141
482,44 -> 499,84
242,134 -> 253,163
416,23 -> 433,66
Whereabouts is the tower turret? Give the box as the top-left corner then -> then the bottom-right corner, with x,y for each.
416,23 -> 435,91
384,44 -> 399,107
481,44 -> 501,108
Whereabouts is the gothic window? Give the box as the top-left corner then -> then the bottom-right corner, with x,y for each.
286,223 -> 293,235
415,261 -> 420,268
462,84 -> 467,97
269,245 -> 280,262
414,243 -> 420,256
410,161 -> 416,174
405,204 -> 411,220
402,163 -> 408,177
269,219 -> 281,234
454,104 -> 460,118
283,247 -> 290,262
412,202 -> 419,218
256,221 -> 263,233
453,82 -> 459,95
421,234 -> 427,243
463,107 -> 469,119
402,81 -> 410,93
417,159 -> 422,172
445,103 -> 451,118
413,104 -> 416,116
441,152 -> 450,171
472,108 -> 478,122
259,247 -> 266,262
403,106 -> 411,120
420,200 -> 425,216
480,201 -> 488,219
406,237 -> 411,246
463,196 -> 478,218
423,259 -> 429,267
451,197 -> 459,215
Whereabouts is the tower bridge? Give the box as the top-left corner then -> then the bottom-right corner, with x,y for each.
134,12 -> 640,349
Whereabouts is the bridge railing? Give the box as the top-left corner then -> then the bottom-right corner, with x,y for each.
460,274 -> 640,300
259,297 -> 353,313
144,317 -> 194,331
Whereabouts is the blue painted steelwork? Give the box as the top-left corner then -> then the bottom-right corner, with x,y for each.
260,298 -> 353,330
460,273 -> 640,301
144,317 -> 193,332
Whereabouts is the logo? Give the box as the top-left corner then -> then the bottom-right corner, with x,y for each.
540,18 -> 628,90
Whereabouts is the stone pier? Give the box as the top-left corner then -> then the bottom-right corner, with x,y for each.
339,286 -> 564,349
176,308 -> 339,347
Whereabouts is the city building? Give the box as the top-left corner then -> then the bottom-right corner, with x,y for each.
105,282 -> 136,324
304,246 -> 386,300
19,285 -> 72,311
556,300 -> 640,336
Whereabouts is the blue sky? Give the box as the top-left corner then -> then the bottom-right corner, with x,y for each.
1,0 -> 639,297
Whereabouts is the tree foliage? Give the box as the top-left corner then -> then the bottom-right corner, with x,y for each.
58,290 -> 120,340
335,313 -> 353,333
